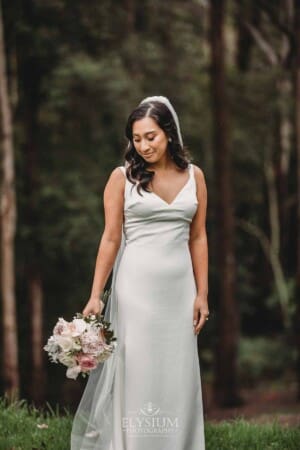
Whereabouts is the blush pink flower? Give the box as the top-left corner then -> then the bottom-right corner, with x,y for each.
53,318 -> 68,335
76,354 -> 98,372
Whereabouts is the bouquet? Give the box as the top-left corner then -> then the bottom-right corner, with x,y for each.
43,291 -> 117,380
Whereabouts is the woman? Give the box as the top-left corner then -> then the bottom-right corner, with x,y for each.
71,95 -> 209,449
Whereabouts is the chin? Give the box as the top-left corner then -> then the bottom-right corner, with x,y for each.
144,154 -> 156,161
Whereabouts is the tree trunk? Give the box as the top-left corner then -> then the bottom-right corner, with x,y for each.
276,76 -> 293,271
124,0 -> 135,34
209,0 -> 242,407
27,269 -> 46,405
235,0 -> 261,71
293,0 -> 300,400
0,1 -> 19,401
22,122 -> 46,405
17,0 -> 46,404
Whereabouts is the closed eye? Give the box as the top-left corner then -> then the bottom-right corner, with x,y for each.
134,137 -> 155,143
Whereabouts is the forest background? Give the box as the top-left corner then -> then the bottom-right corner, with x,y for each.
0,0 -> 300,423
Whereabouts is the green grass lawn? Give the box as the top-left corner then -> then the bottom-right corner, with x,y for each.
0,397 -> 299,450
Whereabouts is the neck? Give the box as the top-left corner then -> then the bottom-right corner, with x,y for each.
147,155 -> 175,171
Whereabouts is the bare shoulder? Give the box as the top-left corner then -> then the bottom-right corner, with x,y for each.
106,166 -> 125,184
104,166 -> 125,197
191,163 -> 207,206
191,163 -> 206,185
110,166 -> 126,180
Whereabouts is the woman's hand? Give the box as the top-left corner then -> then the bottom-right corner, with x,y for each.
82,296 -> 105,317
193,294 -> 209,335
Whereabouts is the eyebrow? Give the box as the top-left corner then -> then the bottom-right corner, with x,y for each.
132,130 -> 156,137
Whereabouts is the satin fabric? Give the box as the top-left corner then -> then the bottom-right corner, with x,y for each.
70,162 -> 205,449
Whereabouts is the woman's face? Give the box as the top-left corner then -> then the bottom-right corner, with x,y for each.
132,117 -> 169,164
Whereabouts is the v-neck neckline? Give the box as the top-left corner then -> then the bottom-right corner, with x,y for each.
149,164 -> 192,206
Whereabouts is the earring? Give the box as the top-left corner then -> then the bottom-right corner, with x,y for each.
168,137 -> 172,142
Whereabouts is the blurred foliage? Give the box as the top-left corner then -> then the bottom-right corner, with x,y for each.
238,337 -> 297,387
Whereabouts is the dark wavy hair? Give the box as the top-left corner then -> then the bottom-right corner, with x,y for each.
123,100 -> 191,196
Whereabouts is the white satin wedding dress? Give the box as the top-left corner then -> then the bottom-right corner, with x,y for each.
71,162 -> 205,450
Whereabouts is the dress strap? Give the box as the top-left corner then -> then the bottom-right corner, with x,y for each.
118,165 -> 130,200
118,166 -> 126,176
189,163 -> 195,181
189,163 -> 198,198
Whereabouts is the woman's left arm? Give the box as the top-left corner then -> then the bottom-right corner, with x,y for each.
189,164 -> 209,335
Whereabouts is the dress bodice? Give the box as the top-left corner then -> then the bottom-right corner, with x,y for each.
118,163 -> 198,246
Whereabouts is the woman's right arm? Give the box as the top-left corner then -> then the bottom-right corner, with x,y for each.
82,167 -> 125,317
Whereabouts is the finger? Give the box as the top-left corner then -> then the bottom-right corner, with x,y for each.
99,300 -> 105,314
193,308 -> 200,328
82,307 -> 92,317
193,309 -> 199,322
195,315 -> 207,334
194,318 -> 201,334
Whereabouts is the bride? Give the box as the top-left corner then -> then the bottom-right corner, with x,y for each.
71,95 -> 209,449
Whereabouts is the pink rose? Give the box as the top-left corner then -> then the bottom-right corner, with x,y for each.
76,354 -> 98,372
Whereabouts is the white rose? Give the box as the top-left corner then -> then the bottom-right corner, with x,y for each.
44,336 -> 59,353
66,365 -> 82,380
56,335 -> 74,352
59,353 -> 76,367
53,318 -> 69,336
72,318 -> 88,336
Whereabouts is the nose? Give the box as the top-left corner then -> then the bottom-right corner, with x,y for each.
140,139 -> 150,152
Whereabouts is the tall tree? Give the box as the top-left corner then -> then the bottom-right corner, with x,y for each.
0,0 -> 19,401
241,0 -> 294,283
17,0 -> 48,404
294,0 -> 300,400
235,0 -> 261,72
240,0 -> 298,385
209,0 -> 241,406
